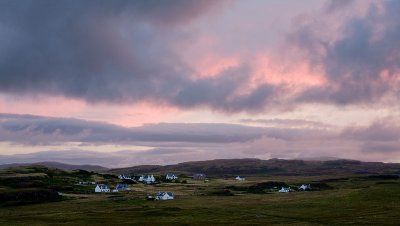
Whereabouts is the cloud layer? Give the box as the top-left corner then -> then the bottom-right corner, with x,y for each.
1,0 -> 399,113
0,113 -> 267,144
1,113 -> 399,165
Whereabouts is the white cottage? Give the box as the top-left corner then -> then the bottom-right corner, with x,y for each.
278,187 -> 290,193
235,176 -> 245,181
118,174 -> 132,180
139,175 -> 156,184
166,173 -> 178,180
155,192 -> 174,200
95,184 -> 110,193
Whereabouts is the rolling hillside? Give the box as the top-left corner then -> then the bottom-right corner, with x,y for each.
109,158 -> 400,176
2,158 -> 400,177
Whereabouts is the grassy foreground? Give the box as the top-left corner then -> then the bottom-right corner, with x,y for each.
0,167 -> 399,225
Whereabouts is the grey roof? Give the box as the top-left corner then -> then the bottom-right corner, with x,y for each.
156,191 -> 173,197
116,183 -> 128,189
97,184 -> 109,189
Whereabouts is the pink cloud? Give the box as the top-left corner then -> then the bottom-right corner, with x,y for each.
0,95 -> 87,118
251,53 -> 327,87
0,95 -> 180,127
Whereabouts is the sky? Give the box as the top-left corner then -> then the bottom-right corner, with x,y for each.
0,0 -> 400,167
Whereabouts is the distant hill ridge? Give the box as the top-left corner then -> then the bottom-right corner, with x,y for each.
1,158 -> 400,176
109,158 -> 400,176
0,161 -> 108,172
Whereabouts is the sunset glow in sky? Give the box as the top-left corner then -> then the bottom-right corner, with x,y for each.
1,0 -> 400,167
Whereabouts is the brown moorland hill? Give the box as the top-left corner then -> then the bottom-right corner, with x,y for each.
109,158 -> 400,176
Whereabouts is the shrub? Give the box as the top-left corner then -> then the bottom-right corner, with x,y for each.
0,188 -> 61,206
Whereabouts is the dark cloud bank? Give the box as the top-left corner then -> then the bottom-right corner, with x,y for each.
291,0 -> 400,105
0,0 -> 278,112
0,0 -> 399,112
0,114 -> 399,166
0,113 -> 306,145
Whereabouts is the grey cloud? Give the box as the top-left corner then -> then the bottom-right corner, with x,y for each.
0,0 -> 200,98
324,0 -> 354,13
341,118 -> 400,153
1,114 -> 399,165
172,66 -> 279,112
341,120 -> 400,142
0,113 -> 264,145
361,141 -> 400,153
0,0 -> 282,113
2,0 -> 399,113
291,1 -> 400,105
0,113 -> 330,146
240,118 -> 332,129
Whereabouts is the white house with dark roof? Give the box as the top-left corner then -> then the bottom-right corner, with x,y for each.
155,192 -> 174,200
95,184 -> 110,193
139,175 -> 156,184
118,174 -> 132,180
166,173 -> 178,180
278,187 -> 290,193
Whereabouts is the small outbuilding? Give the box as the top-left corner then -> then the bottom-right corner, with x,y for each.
146,195 -> 155,201
193,173 -> 206,180
299,184 -> 311,191
113,183 -> 131,192
235,176 -> 245,181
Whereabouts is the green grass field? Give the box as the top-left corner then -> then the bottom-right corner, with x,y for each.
0,167 -> 399,225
